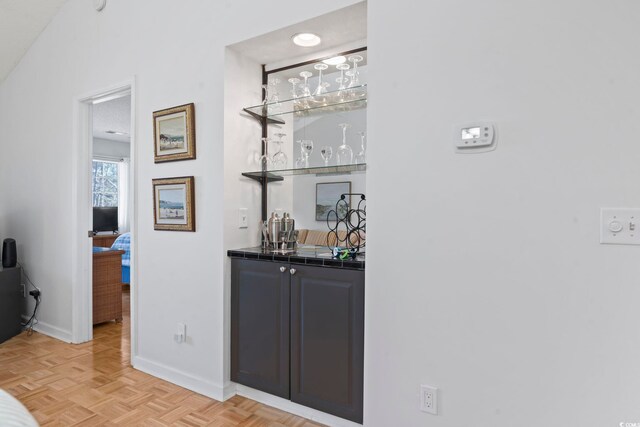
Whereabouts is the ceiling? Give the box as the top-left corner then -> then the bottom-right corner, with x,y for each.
0,0 -> 69,84
230,2 -> 367,69
93,95 -> 131,143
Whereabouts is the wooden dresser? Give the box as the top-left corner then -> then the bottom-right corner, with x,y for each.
92,233 -> 120,248
93,247 -> 124,324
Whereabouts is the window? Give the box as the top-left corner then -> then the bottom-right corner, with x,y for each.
92,160 -> 119,207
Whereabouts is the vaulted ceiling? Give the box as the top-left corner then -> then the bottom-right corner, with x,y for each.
0,0 -> 68,84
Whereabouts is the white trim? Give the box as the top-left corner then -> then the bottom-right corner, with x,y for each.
132,355 -> 232,401
71,78 -> 137,348
235,384 -> 362,427
21,316 -> 72,343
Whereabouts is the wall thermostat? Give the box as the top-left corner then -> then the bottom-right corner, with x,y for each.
454,123 -> 497,154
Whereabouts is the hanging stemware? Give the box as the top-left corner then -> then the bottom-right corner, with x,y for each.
267,77 -> 281,112
313,63 -> 329,103
313,64 -> 329,95
346,55 -> 363,88
271,133 -> 288,169
288,77 -> 301,110
299,71 -> 313,97
336,123 -> 353,165
259,137 -> 273,171
354,131 -> 366,164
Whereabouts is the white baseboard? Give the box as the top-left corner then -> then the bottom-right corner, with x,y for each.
132,355 -> 232,401
235,384 -> 362,427
21,316 -> 72,343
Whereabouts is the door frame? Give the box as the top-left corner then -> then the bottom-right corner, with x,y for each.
71,78 -> 137,353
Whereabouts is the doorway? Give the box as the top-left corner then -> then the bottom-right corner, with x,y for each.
91,95 -> 132,330
72,82 -> 136,349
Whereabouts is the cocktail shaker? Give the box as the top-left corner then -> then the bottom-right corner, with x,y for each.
264,211 -> 297,252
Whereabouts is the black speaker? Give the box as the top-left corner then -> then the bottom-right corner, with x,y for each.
2,238 -> 17,268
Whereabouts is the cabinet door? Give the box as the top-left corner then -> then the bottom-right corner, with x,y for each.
290,265 -> 364,423
231,259 -> 290,398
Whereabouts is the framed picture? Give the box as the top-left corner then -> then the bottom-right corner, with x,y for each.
152,176 -> 195,231
316,181 -> 351,221
153,103 -> 196,163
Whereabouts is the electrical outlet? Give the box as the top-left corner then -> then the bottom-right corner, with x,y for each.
420,384 -> 438,415
20,283 -> 26,298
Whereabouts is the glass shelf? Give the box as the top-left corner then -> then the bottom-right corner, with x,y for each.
243,85 -> 367,120
242,163 -> 366,183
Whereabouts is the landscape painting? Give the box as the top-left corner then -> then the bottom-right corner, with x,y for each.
153,176 -> 195,231
158,116 -> 186,152
153,103 -> 196,163
158,188 -> 185,221
316,182 -> 351,222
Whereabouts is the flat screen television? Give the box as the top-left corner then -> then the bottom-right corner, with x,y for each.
93,207 -> 118,233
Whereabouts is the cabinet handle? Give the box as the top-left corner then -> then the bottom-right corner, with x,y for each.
290,268 -> 297,275
280,266 -> 286,273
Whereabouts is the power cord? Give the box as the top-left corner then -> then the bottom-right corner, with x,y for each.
17,262 -> 41,336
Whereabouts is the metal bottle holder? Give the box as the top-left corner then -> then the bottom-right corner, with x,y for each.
327,193 -> 366,258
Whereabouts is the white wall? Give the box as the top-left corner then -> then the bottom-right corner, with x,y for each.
93,137 -> 130,159
365,1 -> 640,426
0,0 -> 362,399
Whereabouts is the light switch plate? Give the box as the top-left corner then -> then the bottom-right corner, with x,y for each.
600,208 -> 640,245
238,208 -> 248,228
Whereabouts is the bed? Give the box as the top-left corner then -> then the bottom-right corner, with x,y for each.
0,389 -> 39,426
110,232 -> 131,284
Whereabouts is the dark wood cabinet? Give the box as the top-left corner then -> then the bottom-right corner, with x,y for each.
230,259 -> 364,423
231,259 -> 290,398
290,265 -> 364,423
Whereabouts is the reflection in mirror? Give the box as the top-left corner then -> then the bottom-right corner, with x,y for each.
266,49 -> 367,240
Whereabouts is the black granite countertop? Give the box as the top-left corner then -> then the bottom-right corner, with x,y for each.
227,245 -> 365,270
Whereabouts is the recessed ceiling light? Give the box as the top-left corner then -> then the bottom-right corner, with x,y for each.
323,56 -> 346,65
105,130 -> 128,136
292,33 -> 321,47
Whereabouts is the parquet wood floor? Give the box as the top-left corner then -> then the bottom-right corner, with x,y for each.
0,290 -> 324,426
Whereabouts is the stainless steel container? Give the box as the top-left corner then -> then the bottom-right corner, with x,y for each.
264,211 -> 297,253
267,212 -> 281,245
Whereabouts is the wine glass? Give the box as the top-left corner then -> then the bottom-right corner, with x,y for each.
271,132 -> 288,169
268,77 -> 280,102
299,71 -> 312,97
336,123 -> 353,165
294,139 -> 313,168
259,137 -> 273,170
355,131 -> 366,164
288,77 -> 300,99
288,77 -> 302,110
301,139 -> 314,167
267,77 -> 281,112
320,145 -> 333,166
313,63 -> 329,99
336,63 -> 350,90
347,55 -> 363,88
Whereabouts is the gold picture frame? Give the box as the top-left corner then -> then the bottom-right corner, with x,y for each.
152,176 -> 195,232
153,103 -> 196,163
